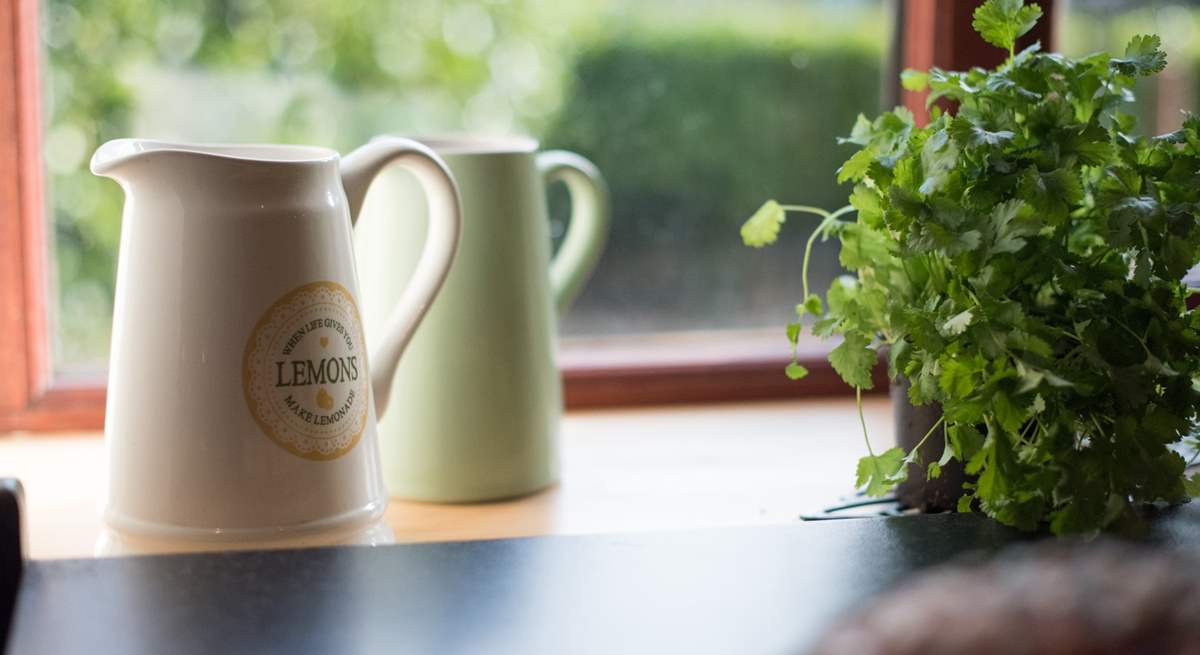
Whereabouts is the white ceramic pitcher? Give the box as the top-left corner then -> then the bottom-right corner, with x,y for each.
91,138 -> 461,541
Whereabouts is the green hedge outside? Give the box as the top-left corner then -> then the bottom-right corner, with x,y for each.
544,35 -> 883,334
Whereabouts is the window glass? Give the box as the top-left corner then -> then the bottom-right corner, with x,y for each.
41,0 -> 892,372
1062,0 -> 1198,135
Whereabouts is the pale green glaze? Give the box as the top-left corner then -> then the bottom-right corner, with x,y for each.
354,139 -> 608,502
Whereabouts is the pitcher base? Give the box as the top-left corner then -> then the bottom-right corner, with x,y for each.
102,497 -> 389,547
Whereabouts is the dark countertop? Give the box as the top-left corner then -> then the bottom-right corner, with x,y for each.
5,503 -> 1199,655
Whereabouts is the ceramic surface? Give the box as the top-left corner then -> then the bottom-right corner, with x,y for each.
92,138 -> 461,540
94,519 -> 396,557
356,136 -> 608,502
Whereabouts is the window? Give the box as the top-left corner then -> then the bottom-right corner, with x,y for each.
2,2 -> 1051,429
1062,0 -> 1197,136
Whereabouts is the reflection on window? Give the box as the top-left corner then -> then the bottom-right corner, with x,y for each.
40,0 -> 891,372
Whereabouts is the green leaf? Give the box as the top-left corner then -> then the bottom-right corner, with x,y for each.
972,0 -> 1042,53
940,309 -> 975,337
838,223 -> 893,270
1107,196 -> 1160,248
907,221 -> 982,257
939,358 -> 977,398
825,276 -> 859,316
1066,126 -> 1119,166
803,294 -> 824,316
918,128 -> 959,195
937,441 -> 956,468
975,445 -> 1005,500
1186,474 -> 1200,498
927,460 -> 942,479
837,148 -> 876,184
856,447 -> 906,497
785,321 -> 801,344
906,351 -> 941,406
947,116 -> 1014,149
1017,168 -> 1080,227
990,198 -> 1024,228
828,333 -> 876,390
740,200 -> 785,248
841,114 -> 874,146
785,361 -> 809,380
992,390 -> 1026,434
849,185 -> 882,226
1143,408 -> 1189,444
1007,330 -> 1052,358
957,494 -> 975,513
1111,34 -> 1167,76
900,69 -> 929,92
987,198 -> 1034,253
811,317 -> 838,338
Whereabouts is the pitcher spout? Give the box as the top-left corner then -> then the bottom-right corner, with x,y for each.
90,138 -> 154,181
91,139 -> 342,185
90,138 -> 353,218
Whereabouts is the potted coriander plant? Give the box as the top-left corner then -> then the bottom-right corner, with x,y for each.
743,0 -> 1200,535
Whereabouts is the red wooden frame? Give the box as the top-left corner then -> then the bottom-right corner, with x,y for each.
561,335 -> 888,409
903,0 -> 1057,124
0,0 -> 1057,430
0,0 -> 105,432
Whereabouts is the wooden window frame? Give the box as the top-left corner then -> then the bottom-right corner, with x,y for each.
902,0 -> 1057,124
0,0 -> 1056,431
0,0 -> 99,432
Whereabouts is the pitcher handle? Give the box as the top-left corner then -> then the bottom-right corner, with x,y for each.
341,138 -> 462,419
536,151 -> 610,314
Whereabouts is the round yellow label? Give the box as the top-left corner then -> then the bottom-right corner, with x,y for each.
242,281 -> 370,461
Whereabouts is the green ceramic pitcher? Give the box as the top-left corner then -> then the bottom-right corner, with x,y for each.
354,136 -> 609,502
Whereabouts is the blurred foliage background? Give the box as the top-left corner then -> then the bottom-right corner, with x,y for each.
42,0 -> 889,371
39,0 -> 1198,372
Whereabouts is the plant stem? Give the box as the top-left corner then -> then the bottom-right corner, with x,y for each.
780,204 -> 853,303
828,204 -> 857,221
1113,317 -> 1156,361
857,386 -> 875,457
780,205 -> 830,301
800,218 -> 827,301
1018,418 -> 1037,445
910,415 -> 947,455
778,205 -> 832,219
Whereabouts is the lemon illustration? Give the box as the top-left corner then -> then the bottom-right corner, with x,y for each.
316,387 -> 334,410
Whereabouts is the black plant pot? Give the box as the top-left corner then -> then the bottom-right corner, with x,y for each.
891,378 -> 968,512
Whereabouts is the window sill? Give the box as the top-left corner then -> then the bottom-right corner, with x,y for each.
0,395 -> 894,560
1,330 -> 887,432
560,329 -> 887,408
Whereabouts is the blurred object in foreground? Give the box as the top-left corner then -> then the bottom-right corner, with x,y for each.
810,542 -> 1200,655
